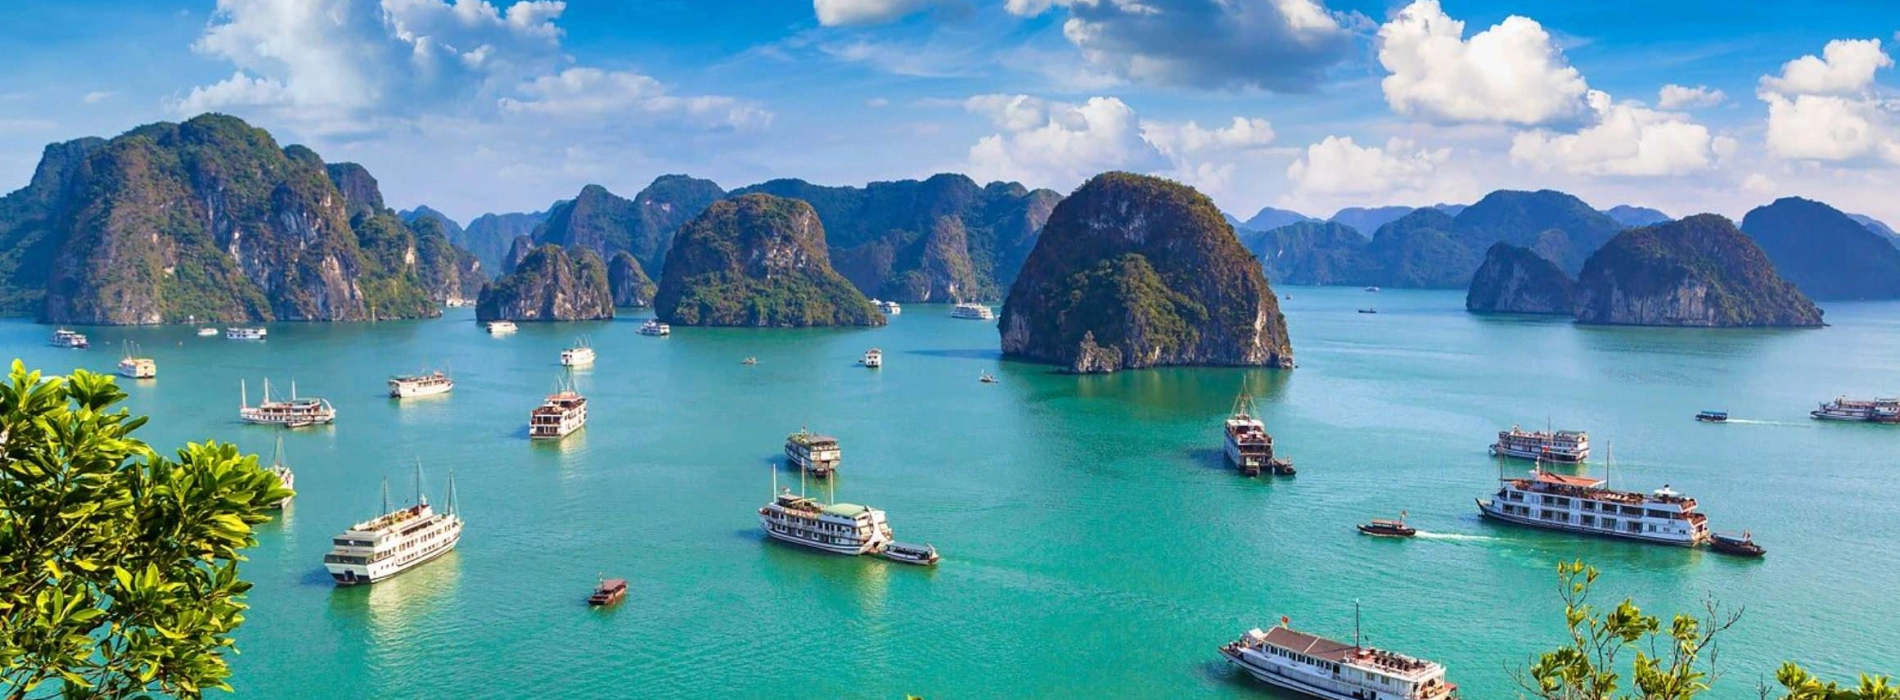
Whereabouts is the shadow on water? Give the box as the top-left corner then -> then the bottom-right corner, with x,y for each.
905,348 -> 1004,361
1186,447 -> 1230,473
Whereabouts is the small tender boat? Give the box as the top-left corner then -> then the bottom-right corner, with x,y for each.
950,302 -> 994,320
1266,457 -> 1296,476
484,320 -> 517,335
860,348 -> 883,368
560,338 -> 595,367
1695,410 -> 1728,423
1709,531 -> 1765,558
979,372 -> 998,384
742,357 -> 758,366
225,327 -> 267,340
638,319 -> 671,336
880,541 -> 940,566
197,327 -> 219,337
1357,513 -> 1416,538
1357,308 -> 1378,314
587,577 -> 629,606
50,329 -> 90,349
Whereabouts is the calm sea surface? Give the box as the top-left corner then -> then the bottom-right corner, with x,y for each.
5,287 -> 1897,699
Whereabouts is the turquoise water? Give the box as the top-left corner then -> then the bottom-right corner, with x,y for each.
6,287 -> 1897,699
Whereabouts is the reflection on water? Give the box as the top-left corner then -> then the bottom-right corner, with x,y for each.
328,552 -> 463,660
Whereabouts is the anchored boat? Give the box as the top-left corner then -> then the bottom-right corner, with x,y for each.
321,465 -> 462,586
529,383 -> 587,440
1224,391 -> 1294,476
587,578 -> 628,606
950,302 -> 994,320
785,428 -> 841,478
560,338 -> 595,367
117,342 -> 156,379
1811,396 -> 1900,423
638,319 -> 671,336
225,327 -> 267,340
239,379 -> 335,428
1490,425 -> 1589,463
1710,531 -> 1765,558
860,348 -> 882,368
876,299 -> 902,315
50,329 -> 90,349
1219,610 -> 1458,700
388,370 -> 454,399
266,436 -> 294,509
484,320 -> 518,335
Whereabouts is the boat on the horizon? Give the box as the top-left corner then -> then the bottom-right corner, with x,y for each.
950,302 -> 994,321
1365,286 -> 1380,292
873,298 -> 902,315
389,370 -> 454,399
1810,396 -> 1900,423
225,327 -> 267,340
1695,410 -> 1728,423
196,327 -> 219,337
50,329 -> 90,349
321,465 -> 462,586
529,383 -> 587,440
742,357 -> 757,365
239,379 -> 335,428
1490,425 -> 1589,463
1357,308 -> 1377,314
639,319 -> 671,336
785,428 -> 841,478
117,342 -> 156,379
1219,613 -> 1458,700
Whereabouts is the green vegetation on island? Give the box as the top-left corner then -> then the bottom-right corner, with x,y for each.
1740,197 -> 1900,300
654,194 -> 883,327
1575,215 -> 1822,327
1466,242 -> 1577,314
475,244 -> 613,322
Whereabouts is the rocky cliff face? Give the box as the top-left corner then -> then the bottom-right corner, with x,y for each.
0,137 -> 106,314
532,175 -> 724,276
1740,197 -> 1900,300
1466,243 -> 1576,314
1242,221 -> 1367,285
475,244 -> 613,322
461,209 -> 550,274
1000,172 -> 1292,371
730,174 -> 1059,302
654,194 -> 883,327
1575,215 -> 1823,327
410,214 -> 483,304
607,251 -> 655,307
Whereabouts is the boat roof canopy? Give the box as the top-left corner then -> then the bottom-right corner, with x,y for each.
822,503 -> 869,517
1532,471 -> 1605,488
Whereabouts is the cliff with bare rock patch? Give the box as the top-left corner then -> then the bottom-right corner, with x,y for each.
654,194 -> 883,327
1574,215 -> 1822,327
475,244 -> 613,322
1466,243 -> 1576,314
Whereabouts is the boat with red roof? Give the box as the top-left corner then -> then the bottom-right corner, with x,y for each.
587,578 -> 628,606
1219,609 -> 1458,699
1476,465 -> 1710,547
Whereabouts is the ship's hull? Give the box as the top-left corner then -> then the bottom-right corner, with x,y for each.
1489,444 -> 1587,463
1811,411 -> 1900,423
1476,499 -> 1700,546
1222,648 -> 1391,700
389,382 -> 453,399
241,413 -> 335,427
759,516 -> 880,555
530,423 -> 584,440
326,531 -> 461,586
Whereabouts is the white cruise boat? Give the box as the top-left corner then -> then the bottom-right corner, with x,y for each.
322,467 -> 462,586
529,386 -> 587,439
859,348 -> 882,368
1811,396 -> 1900,423
239,379 -> 335,428
266,436 -> 294,509
117,342 -> 156,379
50,329 -> 90,349
196,327 -> 219,337
639,319 -> 671,336
785,428 -> 841,478
875,299 -> 902,315
388,370 -> 454,399
950,302 -> 994,320
758,486 -> 893,556
1224,392 -> 1292,476
560,339 -> 596,367
1220,618 -> 1458,700
225,327 -> 267,340
484,320 -> 518,335
1477,466 -> 1710,547
1490,425 -> 1589,463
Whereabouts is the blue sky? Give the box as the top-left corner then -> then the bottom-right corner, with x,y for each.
2,0 -> 1899,225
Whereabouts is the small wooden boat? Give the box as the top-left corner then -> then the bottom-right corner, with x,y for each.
880,542 -> 940,566
1709,531 -> 1764,558
1267,457 -> 1296,476
1357,513 -> 1416,538
979,372 -> 998,384
1695,410 -> 1728,423
587,577 -> 628,606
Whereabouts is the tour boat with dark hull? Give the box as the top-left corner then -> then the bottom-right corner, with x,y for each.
785,429 -> 841,478
239,379 -> 336,428
1811,397 -> 1900,423
1225,392 -> 1294,476
50,329 -> 90,349
587,578 -> 628,606
1695,410 -> 1728,423
1219,618 -> 1458,700
322,468 -> 462,586
757,488 -> 893,556
1490,425 -> 1589,463
530,387 -> 587,440
1357,514 -> 1416,538
1476,468 -> 1710,547
388,370 -> 454,399
879,541 -> 940,566
1710,531 -> 1765,558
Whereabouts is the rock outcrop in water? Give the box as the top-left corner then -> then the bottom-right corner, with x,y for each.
1574,215 -> 1822,327
475,244 -> 613,322
1000,172 -> 1293,371
607,251 -> 655,307
654,194 -> 883,327
1740,197 -> 1900,300
1466,243 -> 1576,314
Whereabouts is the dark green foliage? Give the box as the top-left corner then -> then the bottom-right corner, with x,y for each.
655,194 -> 883,327
409,214 -> 483,302
1466,243 -> 1576,314
1359,209 -> 1478,288
475,244 -> 613,322
533,175 -> 724,276
1000,172 -> 1291,370
1452,190 -> 1622,273
1241,221 -> 1367,285
732,173 -> 1059,301
1740,197 -> 1900,299
0,138 -> 105,314
325,163 -> 384,218
0,362 -> 291,698
1575,214 -> 1823,327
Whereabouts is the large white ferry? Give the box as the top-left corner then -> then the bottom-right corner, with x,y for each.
1219,618 -> 1458,700
225,327 -> 267,340
1476,466 -> 1710,546
859,348 -> 883,368
785,428 -> 841,478
1811,396 -> 1900,423
1490,425 -> 1589,463
638,319 -> 671,336
388,370 -> 454,399
322,467 -> 462,586
1225,392 -> 1292,476
117,342 -> 156,379
757,487 -> 893,555
484,320 -> 517,335
50,329 -> 90,349
239,379 -> 335,428
950,302 -> 994,320
560,338 -> 596,367
529,386 -> 587,440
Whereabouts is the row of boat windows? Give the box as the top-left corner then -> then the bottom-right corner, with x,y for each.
1499,505 -> 1679,534
1262,646 -> 1344,678
1504,492 -> 1684,519
766,514 -> 867,535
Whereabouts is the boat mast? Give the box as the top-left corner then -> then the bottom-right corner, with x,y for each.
381,477 -> 390,515
414,459 -> 427,507
241,379 -> 248,409
446,470 -> 457,516
1354,599 -> 1362,652
272,435 -> 284,467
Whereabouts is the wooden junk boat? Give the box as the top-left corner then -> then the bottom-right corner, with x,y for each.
587,578 -> 629,606
1357,513 -> 1417,538
1709,531 -> 1765,558
1224,391 -> 1295,476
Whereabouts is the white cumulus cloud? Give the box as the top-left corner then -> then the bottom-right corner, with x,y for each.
1758,38 -> 1900,164
497,68 -> 770,129
1285,135 -> 1449,197
1759,38 -> 1892,96
1376,0 -> 1589,125
1141,117 -> 1277,157
813,0 -> 931,26
1511,90 -> 1735,177
1027,0 -> 1353,92
1657,84 -> 1725,110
